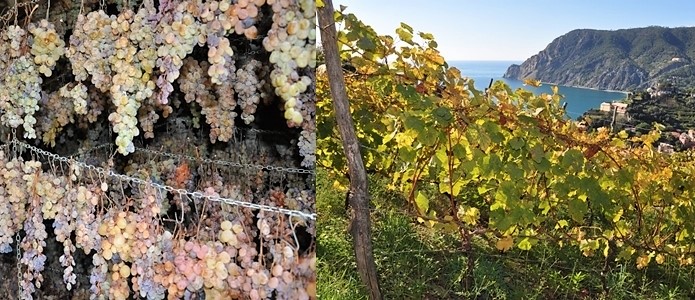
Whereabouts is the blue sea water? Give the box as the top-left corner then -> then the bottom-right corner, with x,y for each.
449,61 -> 628,119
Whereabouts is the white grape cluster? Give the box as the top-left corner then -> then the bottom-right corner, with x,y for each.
0,150 -> 22,253
265,240 -> 315,300
179,57 -> 214,104
59,82 -> 89,115
3,25 -> 25,58
38,90 -> 75,147
74,184 -> 102,255
66,11 -> 115,91
179,57 -> 238,143
154,1 -> 206,105
28,19 -> 65,77
197,0 -> 262,39
108,9 -> 157,154
85,87 -> 108,125
90,251 -> 110,298
0,55 -> 42,139
20,160 -> 49,300
130,5 -> 163,140
0,25 -> 42,139
207,34 -> 235,84
297,129 -> 315,168
263,0 -> 316,127
235,59 -> 263,124
54,180 -> 77,290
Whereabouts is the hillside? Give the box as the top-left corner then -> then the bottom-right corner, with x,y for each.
504,26 -> 695,91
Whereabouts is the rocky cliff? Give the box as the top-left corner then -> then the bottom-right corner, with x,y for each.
504,26 -> 695,91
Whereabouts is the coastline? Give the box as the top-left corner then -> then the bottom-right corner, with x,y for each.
537,80 -> 629,96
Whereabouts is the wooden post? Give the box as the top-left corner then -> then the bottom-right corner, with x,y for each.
318,2 -> 383,299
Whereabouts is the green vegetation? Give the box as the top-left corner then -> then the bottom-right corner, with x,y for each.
580,84 -> 695,150
318,7 -> 695,300
318,169 -> 695,299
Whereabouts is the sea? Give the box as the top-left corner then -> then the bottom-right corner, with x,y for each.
449,61 -> 628,119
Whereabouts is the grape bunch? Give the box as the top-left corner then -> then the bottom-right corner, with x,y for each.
66,10 -> 115,91
263,0 -> 317,127
154,1 -> 206,105
235,59 -> 264,124
28,19 -> 65,77
20,160 -> 49,300
59,82 -> 89,115
0,55 -> 42,139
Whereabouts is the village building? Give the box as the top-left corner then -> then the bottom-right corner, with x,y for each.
599,102 -> 628,114
657,142 -> 675,154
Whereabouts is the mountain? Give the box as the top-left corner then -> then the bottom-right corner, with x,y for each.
503,26 -> 695,91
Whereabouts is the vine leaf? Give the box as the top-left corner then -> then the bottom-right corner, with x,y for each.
517,237 -> 533,250
415,191 -> 429,215
568,196 -> 588,223
496,236 -> 514,252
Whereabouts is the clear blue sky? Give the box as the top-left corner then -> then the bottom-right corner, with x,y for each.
331,0 -> 695,61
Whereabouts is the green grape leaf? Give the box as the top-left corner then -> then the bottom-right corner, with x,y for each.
561,149 -> 584,170
530,144 -> 545,163
399,147 -> 416,162
418,128 -> 437,146
418,32 -> 435,40
432,107 -> 453,126
404,115 -> 425,133
556,220 -> 569,229
395,27 -> 414,45
451,180 -> 466,197
490,209 -> 514,231
458,206 -> 480,225
357,36 -> 377,52
452,143 -> 467,159
509,137 -> 525,150
415,191 -> 429,215
400,22 -> 414,33
568,196 -> 588,222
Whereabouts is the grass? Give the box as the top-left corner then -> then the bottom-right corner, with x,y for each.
317,168 -> 695,300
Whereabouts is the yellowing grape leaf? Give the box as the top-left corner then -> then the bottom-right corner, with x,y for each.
612,209 -> 623,223
555,219 -> 569,229
416,217 -> 435,228
517,237 -> 532,251
676,229 -> 689,242
655,253 -> 665,264
636,254 -> 650,269
523,78 -> 542,87
457,206 -> 479,225
617,130 -> 629,139
316,0 -> 325,7
496,236 -> 513,252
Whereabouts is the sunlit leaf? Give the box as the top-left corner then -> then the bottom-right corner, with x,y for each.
496,236 -> 514,252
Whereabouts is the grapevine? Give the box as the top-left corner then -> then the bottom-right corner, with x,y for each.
318,10 -> 695,275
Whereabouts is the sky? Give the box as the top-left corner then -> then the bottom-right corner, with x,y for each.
329,0 -> 695,61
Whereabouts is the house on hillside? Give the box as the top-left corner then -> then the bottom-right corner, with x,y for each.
647,83 -> 677,98
658,142 -> 675,154
678,130 -> 695,148
599,102 -> 628,114
613,102 -> 628,114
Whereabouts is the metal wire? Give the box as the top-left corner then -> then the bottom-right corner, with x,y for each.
134,146 -> 315,175
69,142 -> 315,175
11,138 -> 317,221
